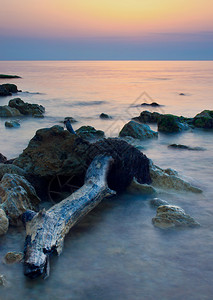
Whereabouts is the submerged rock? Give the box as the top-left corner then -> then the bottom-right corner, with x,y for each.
193,110 -> 213,129
0,74 -> 21,79
0,174 -> 40,225
5,120 -> 20,128
63,117 -> 77,123
132,111 -> 161,123
9,98 -> 45,117
141,102 -> 161,107
149,161 -> 202,193
168,144 -> 205,151
76,126 -> 105,141
158,114 -> 189,133
0,83 -> 18,96
0,274 -> 7,286
4,252 -> 23,264
0,105 -> 22,117
152,205 -> 200,229
127,178 -> 156,195
119,120 -> 158,140
100,113 -> 112,119
0,209 -> 9,235
150,198 -> 169,207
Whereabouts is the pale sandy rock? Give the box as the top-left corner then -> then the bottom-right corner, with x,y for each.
127,177 -> 156,195
0,209 -> 9,235
4,251 -> 23,264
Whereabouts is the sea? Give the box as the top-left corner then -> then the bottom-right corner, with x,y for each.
0,61 -> 213,300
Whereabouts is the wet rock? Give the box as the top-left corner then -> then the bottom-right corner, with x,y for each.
149,161 -> 202,193
76,126 -> 105,141
132,111 -> 161,123
141,102 -> 161,107
0,105 -> 22,117
168,144 -> 205,151
13,125 -> 90,178
100,113 -> 112,119
64,117 -> 77,123
0,154 -> 7,164
5,120 -> 20,128
150,198 -> 169,207
179,93 -> 185,96
158,114 -> 190,133
4,251 -> 23,264
88,138 -> 151,192
0,83 -> 18,96
119,120 -> 158,140
0,164 -> 26,180
0,74 -> 21,79
0,209 -> 9,235
127,178 -> 156,195
152,205 -> 200,229
0,274 -> 7,286
0,174 -> 40,225
9,98 -> 45,117
192,110 -> 213,129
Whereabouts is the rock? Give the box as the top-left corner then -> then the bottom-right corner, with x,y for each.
168,144 -> 205,151
0,174 -> 40,225
4,252 -> 23,264
152,205 -> 200,229
0,164 -> 26,180
0,154 -> 7,164
149,161 -> 202,193
158,114 -> 189,133
0,74 -> 21,79
179,93 -> 185,96
76,126 -> 105,141
9,98 -> 45,117
127,178 -> 156,194
0,209 -> 9,235
0,105 -> 22,117
150,198 -> 169,207
132,111 -> 161,123
141,102 -> 161,107
13,125 -> 90,178
100,113 -> 112,119
0,274 -> 7,286
63,117 -> 77,123
5,120 -> 20,128
192,110 -> 213,129
0,83 -> 18,96
119,120 -> 158,140
88,138 -> 151,192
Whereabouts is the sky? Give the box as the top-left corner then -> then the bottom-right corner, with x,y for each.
0,0 -> 213,60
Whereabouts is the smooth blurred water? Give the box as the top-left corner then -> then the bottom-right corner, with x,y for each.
0,61 -> 213,300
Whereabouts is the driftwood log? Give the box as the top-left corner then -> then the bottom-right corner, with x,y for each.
23,155 -> 115,279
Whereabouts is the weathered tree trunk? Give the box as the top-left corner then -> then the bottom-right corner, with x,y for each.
23,155 -> 115,279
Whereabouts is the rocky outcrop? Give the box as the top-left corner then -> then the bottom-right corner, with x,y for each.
0,174 -> 40,225
192,110 -> 213,129
5,120 -> 20,128
168,144 -> 205,151
0,209 -> 9,235
4,252 -> 23,264
100,113 -> 112,119
158,114 -> 189,133
119,120 -> 158,140
127,178 -> 156,194
9,98 -> 45,117
76,126 -> 105,141
132,111 -> 161,123
0,105 -> 22,117
0,164 -> 26,180
0,83 -> 18,96
152,205 -> 200,229
149,161 -> 202,193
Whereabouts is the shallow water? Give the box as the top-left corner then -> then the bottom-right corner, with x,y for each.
0,61 -> 213,300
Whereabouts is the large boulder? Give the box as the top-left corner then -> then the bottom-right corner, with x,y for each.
9,98 -> 45,117
158,114 -> 189,133
192,110 -> 213,129
0,208 -> 9,235
0,105 -> 22,117
0,83 -> 18,96
119,120 -> 158,140
76,126 -> 105,141
13,125 -> 90,178
152,205 -> 200,229
132,111 -> 161,123
0,174 -> 40,225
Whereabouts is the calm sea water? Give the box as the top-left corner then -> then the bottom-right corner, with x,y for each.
0,61 -> 213,300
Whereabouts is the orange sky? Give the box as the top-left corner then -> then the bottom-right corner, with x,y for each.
1,0 -> 213,38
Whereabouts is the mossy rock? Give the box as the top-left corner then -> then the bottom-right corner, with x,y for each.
158,114 -> 180,133
193,110 -> 213,129
76,126 -> 105,141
